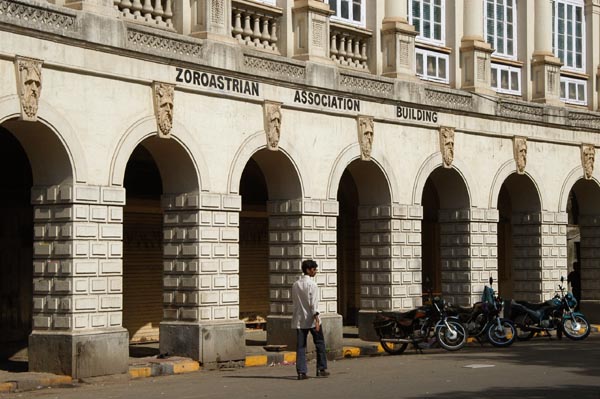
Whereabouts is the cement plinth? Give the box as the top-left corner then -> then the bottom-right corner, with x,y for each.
266,314 -> 343,359
28,329 -> 129,378
358,310 -> 380,342
159,320 -> 245,369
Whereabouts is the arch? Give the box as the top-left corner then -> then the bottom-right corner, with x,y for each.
327,143 -> 398,203
412,152 -> 475,207
110,116 -> 208,193
0,95 -> 84,184
228,131 -> 304,199
489,159 -> 545,210
559,166 -> 600,214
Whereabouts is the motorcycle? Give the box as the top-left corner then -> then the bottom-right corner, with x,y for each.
373,293 -> 467,354
447,278 -> 516,348
509,276 -> 590,341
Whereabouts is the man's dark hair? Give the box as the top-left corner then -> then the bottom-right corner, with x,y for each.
301,259 -> 318,274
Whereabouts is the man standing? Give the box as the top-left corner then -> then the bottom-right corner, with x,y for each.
292,259 -> 329,380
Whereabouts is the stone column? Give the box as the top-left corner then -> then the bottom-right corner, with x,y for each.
440,208 -> 499,306
28,184 -> 128,378
291,0 -> 335,63
160,192 -> 245,369
266,199 -> 342,358
381,0 -> 418,80
576,215 -> 600,322
531,0 -> 562,105
64,0 -> 117,16
358,204 -> 423,341
460,0 -> 494,94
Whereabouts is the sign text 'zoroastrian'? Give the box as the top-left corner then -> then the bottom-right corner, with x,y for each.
176,67 -> 260,96
294,90 -> 360,112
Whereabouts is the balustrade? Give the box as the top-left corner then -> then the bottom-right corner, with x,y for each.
330,22 -> 371,71
113,0 -> 173,30
232,0 -> 282,53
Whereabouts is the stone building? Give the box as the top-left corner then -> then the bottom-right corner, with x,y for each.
0,0 -> 599,378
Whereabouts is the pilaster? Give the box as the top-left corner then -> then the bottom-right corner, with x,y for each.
186,0 -> 235,42
29,184 -> 128,378
381,21 -> 418,80
579,214 -> 600,322
460,39 -> 495,95
291,0 -> 335,63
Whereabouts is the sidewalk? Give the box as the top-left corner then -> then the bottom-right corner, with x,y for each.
2,325 -> 598,394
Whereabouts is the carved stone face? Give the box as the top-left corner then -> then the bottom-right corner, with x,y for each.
265,105 -> 282,150
515,137 -> 527,174
19,61 -> 42,119
440,127 -> 455,168
583,145 -> 595,180
155,83 -> 174,137
358,117 -> 374,161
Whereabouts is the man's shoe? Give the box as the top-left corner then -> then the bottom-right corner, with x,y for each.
316,370 -> 330,377
297,373 -> 308,380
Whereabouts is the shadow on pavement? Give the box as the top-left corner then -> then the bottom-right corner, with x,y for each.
406,384 -> 600,399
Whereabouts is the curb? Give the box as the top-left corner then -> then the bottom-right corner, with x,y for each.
592,324 -> 600,333
0,375 -> 72,394
129,358 -> 200,379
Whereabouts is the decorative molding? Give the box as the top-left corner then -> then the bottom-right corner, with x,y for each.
582,144 -> 595,180
439,126 -> 455,168
357,115 -> 374,161
152,82 -> 175,139
340,74 -> 393,95
243,55 -> 305,79
0,0 -> 76,31
425,87 -> 473,110
15,56 -> 43,122
263,100 -> 282,151
127,27 -> 203,58
569,111 -> 600,130
513,136 -> 527,175
212,0 -> 225,25
497,100 -> 544,121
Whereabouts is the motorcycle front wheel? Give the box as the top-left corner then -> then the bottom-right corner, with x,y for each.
379,324 -> 409,355
562,314 -> 591,341
486,319 -> 516,347
436,320 -> 467,351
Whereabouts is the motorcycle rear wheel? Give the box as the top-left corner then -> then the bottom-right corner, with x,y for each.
436,320 -> 467,351
379,325 -> 409,355
486,319 -> 516,347
562,315 -> 591,341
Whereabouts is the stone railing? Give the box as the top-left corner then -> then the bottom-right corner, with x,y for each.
113,0 -> 174,30
231,0 -> 282,53
330,21 -> 371,71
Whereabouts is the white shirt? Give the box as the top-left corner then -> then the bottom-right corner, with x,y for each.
291,275 -> 319,329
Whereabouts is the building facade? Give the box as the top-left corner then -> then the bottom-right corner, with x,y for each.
1,0 -> 599,378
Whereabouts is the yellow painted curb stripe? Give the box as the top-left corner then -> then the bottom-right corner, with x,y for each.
173,361 -> 200,374
39,376 -> 72,386
129,367 -> 152,379
466,337 -> 477,343
283,352 -> 296,363
245,355 -> 268,367
0,382 -> 16,393
376,344 -> 385,353
343,347 -> 361,358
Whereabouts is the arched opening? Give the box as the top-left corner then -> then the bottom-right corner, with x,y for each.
238,149 -> 302,328
420,167 -> 470,303
123,145 -> 163,346
337,159 -> 391,326
0,126 -> 33,369
336,169 -> 359,325
566,179 -> 600,317
497,173 -> 541,300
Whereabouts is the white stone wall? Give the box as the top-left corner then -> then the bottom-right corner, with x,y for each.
31,184 -> 125,331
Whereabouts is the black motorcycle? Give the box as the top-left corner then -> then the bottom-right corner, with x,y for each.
447,278 -> 516,348
509,276 -> 590,341
373,294 -> 467,354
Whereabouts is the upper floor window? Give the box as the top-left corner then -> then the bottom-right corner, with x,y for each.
491,63 -> 520,95
253,0 -> 276,4
553,0 -> 585,71
416,48 -> 449,83
327,0 -> 365,26
560,77 -> 587,105
409,0 -> 445,45
485,0 -> 517,58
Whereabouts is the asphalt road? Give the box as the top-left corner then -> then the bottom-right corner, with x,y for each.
5,335 -> 600,399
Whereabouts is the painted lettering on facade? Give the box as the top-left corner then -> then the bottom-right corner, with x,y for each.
293,90 -> 360,112
397,106 -> 438,123
176,67 -> 260,96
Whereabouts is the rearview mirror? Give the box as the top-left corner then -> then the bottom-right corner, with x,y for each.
489,277 -> 493,285
561,276 -> 565,283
